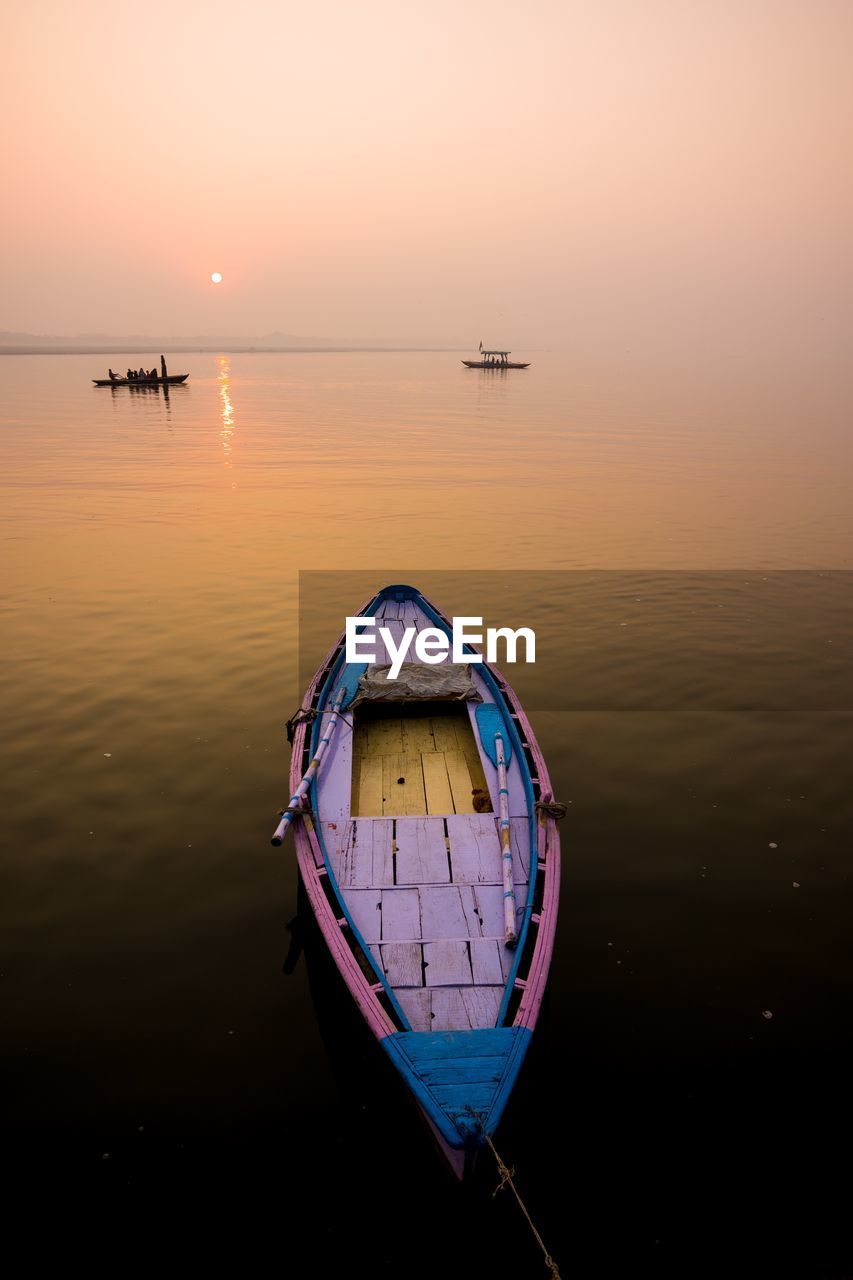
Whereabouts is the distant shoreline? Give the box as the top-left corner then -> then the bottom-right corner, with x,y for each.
0,346 -> 471,356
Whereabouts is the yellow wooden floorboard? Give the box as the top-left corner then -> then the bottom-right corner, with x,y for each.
405,754 -> 428,815
422,752 -> 454,814
356,755 -> 384,816
431,717 -> 463,752
444,749 -> 477,813
382,753 -> 427,816
465,749 -> 490,797
350,710 -> 492,816
402,718 -> 436,755
367,718 -> 404,755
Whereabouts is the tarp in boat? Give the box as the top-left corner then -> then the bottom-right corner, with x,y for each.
350,663 -> 482,707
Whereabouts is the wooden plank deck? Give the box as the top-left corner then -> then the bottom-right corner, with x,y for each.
381,754 -> 427,816
423,939 -> 472,986
340,870 -> 525,1028
422,752 -> 454,814
395,817 -> 449,885
381,941 -> 423,986
343,881 -> 524,945
351,710 -> 494,819
393,986 -> 505,1032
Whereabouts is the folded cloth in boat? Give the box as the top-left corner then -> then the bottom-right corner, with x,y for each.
350,663 -> 482,707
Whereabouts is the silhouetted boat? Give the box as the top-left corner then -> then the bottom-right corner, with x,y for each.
463,348 -> 529,369
92,374 -> 189,387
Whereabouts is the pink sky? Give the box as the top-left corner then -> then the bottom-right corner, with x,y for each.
2,0 -> 851,351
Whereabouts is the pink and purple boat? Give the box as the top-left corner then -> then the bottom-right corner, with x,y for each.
273,584 -> 561,1178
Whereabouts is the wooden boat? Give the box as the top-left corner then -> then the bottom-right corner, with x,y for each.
273,584 -> 561,1177
92,374 -> 189,387
462,349 -> 530,369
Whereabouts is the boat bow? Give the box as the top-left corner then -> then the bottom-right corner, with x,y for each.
381,1025 -> 533,1152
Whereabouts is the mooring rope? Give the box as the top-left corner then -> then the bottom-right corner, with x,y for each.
484,1133 -> 561,1278
286,705 -> 354,744
535,799 -> 569,820
278,804 -> 314,819
464,1110 -> 561,1278
285,707 -> 320,744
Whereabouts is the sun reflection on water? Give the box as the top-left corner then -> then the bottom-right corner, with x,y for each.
218,356 -> 235,464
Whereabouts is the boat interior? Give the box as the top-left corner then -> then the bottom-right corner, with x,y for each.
350,702 -> 492,818
314,591 -> 533,1033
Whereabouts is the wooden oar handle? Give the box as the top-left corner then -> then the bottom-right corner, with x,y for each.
270,684 -> 346,847
496,734 -> 519,948
271,799 -> 303,845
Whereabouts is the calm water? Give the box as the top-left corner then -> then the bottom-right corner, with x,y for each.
1,351 -> 852,1275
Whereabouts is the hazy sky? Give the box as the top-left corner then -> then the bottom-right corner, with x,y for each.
2,0 -> 851,351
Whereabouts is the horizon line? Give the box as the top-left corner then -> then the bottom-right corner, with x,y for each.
0,345 -> 517,356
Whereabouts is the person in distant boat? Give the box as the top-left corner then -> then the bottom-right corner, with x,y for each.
126,368 -> 133,380
108,368 -> 118,382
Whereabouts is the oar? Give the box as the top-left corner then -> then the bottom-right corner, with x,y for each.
495,734 -> 518,948
270,684 -> 346,846
475,704 -> 518,948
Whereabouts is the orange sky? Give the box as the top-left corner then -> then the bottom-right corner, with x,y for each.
2,0 -> 851,351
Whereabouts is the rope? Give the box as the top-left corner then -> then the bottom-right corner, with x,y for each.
535,799 -> 568,820
285,705 -> 353,744
285,707 -> 319,744
484,1134 -> 561,1278
464,1111 -> 561,1278
278,804 -> 314,819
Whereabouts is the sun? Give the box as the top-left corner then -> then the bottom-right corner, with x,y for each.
210,272 -> 223,284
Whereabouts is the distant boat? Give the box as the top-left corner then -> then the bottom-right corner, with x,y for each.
462,348 -> 529,370
92,374 -> 189,387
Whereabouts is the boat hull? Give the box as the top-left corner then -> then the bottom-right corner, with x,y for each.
92,374 -> 189,386
286,584 -> 560,1176
462,360 -> 530,369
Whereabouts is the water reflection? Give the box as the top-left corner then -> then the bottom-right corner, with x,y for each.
218,356 -> 235,464
107,376 -> 171,418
